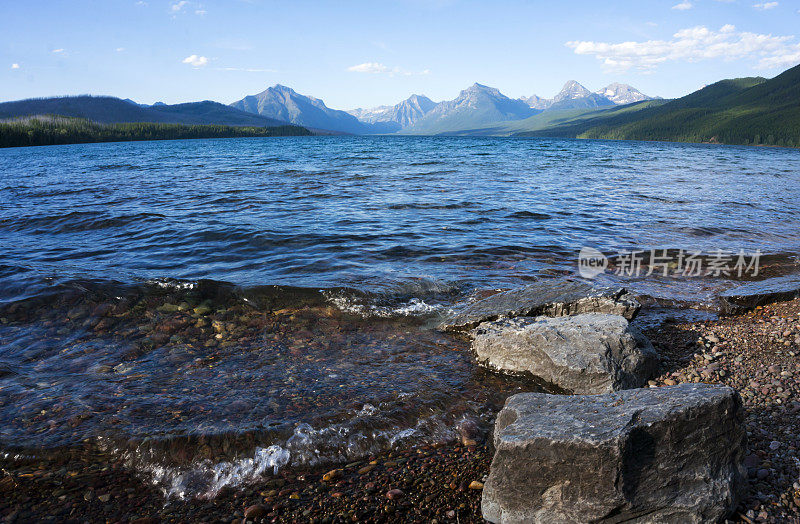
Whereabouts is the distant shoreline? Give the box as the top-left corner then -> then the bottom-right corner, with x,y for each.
0,116 -> 311,149
3,124 -> 798,151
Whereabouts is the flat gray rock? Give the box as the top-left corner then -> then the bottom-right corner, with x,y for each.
482,384 -> 746,524
439,279 -> 640,332
719,275 -> 800,314
471,314 -> 658,394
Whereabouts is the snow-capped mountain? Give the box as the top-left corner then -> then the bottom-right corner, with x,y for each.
547,80 -> 615,111
518,81 -> 654,113
595,83 -> 654,105
230,84 -> 367,134
519,94 -> 552,110
348,94 -> 436,130
553,80 -> 593,103
402,83 -> 538,134
229,81 -> 660,134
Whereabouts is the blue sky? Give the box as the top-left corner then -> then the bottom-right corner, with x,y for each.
2,0 -> 799,109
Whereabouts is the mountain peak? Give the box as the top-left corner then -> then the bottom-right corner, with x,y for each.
464,83 -> 495,93
595,83 -> 653,105
553,80 -> 592,102
407,94 -> 433,104
264,84 -> 302,97
520,94 -> 552,110
459,83 -> 506,100
231,85 -> 365,133
347,93 -> 437,129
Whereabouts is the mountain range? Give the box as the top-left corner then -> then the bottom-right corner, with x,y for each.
0,81 -> 656,137
0,96 -> 288,127
228,80 -> 656,135
347,94 -> 436,133
229,84 -> 370,134
2,62 -> 797,147
517,62 -> 800,147
519,82 -> 655,111
399,83 -> 539,134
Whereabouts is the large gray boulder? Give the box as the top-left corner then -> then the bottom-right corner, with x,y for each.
482,384 -> 746,524
719,275 -> 800,314
439,278 -> 640,332
472,314 -> 658,394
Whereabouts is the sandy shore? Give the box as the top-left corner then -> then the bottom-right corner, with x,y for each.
3,299 -> 800,523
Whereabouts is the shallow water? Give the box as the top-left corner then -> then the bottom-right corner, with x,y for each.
1,136 -> 799,496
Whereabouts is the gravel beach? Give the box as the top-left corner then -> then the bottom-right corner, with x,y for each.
3,298 -> 800,523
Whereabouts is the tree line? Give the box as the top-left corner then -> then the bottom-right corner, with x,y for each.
0,116 -> 311,148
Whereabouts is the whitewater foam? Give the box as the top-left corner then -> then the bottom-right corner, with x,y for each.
129,410 -> 457,499
325,294 -> 449,318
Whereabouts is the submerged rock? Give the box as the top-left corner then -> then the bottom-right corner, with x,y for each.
482,384 -> 746,524
719,275 -> 800,314
471,314 -> 658,394
439,278 -> 639,332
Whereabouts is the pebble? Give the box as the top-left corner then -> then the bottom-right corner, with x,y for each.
193,305 -> 211,315
322,469 -> 342,482
243,504 -> 267,520
468,481 -> 484,490
386,489 -> 404,500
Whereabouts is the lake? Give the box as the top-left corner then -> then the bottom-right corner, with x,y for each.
1,136 -> 799,497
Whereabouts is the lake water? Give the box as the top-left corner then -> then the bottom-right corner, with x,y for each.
1,136 -> 799,497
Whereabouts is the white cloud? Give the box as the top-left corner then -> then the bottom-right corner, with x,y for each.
52,48 -> 65,54
11,63 -> 20,69
346,62 -> 429,76
672,1 -> 693,10
567,24 -> 800,71
170,1 -> 205,15
116,47 -> 125,52
753,2 -> 778,9
182,54 -> 209,67
759,47 -> 800,68
348,62 -> 390,73
171,0 -> 189,12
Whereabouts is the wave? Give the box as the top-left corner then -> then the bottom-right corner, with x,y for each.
505,211 -> 552,220
125,408 -> 458,499
0,272 -> 464,324
0,210 -> 166,234
387,201 -> 477,210
325,295 -> 447,318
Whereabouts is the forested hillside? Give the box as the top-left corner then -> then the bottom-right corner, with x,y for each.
0,116 -> 310,148
517,63 -> 800,147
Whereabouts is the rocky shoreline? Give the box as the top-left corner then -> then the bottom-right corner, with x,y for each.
646,297 -> 800,523
3,294 -> 800,522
